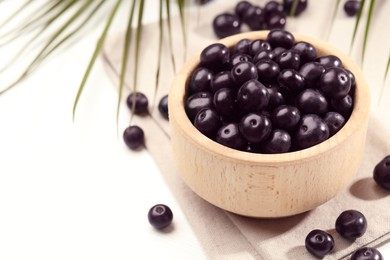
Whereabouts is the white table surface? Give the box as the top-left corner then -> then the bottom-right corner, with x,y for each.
0,1 -> 389,259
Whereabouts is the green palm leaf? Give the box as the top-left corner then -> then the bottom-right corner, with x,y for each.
154,0 -> 164,105
361,0 -> 375,63
326,0 -> 341,40
350,0 -> 366,51
165,0 -> 177,73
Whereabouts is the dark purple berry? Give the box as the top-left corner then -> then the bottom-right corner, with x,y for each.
235,1 -> 252,20
299,62 -> 325,88
351,247 -> 383,260
216,123 -> 246,150
344,0 -> 361,17
126,92 -> 148,114
278,69 -> 305,94
230,53 -> 253,68
331,94 -> 353,118
200,43 -> 230,71
237,79 -> 269,112
295,114 -> 330,149
158,94 -> 169,119
275,50 -> 300,70
249,40 -> 272,56
242,6 -> 265,31
335,209 -> 367,240
194,108 -> 221,138
262,129 -> 291,153
265,11 -> 287,30
256,59 -> 280,83
291,41 -> 317,64
283,0 -> 308,16
234,38 -> 252,54
264,1 -> 284,17
315,55 -> 342,69
296,88 -> 328,115
196,0 -> 213,5
123,125 -> 144,150
373,156 -> 390,190
211,71 -> 235,93
345,68 -> 356,87
323,112 -> 345,137
320,67 -> 351,99
148,204 -> 173,230
267,86 -> 286,110
271,47 -> 286,58
189,67 -> 213,94
231,61 -> 258,86
267,29 -> 295,49
272,105 -> 300,131
239,113 -> 272,143
253,50 -> 274,63
213,88 -> 236,117
305,229 -> 334,258
213,13 -> 241,39
185,92 -> 213,121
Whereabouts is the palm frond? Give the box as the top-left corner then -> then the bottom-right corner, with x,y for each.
326,0 -> 341,40
378,52 -> 390,103
350,0 -> 366,51
165,0 -> 177,73
154,0 -> 164,105
361,0 -> 375,63
0,0 -> 34,30
176,0 -> 187,61
289,0 -> 300,17
73,0 -> 123,120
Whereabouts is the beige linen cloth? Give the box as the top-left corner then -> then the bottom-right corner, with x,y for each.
102,1 -> 390,259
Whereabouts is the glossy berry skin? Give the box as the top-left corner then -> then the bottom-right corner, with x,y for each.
275,50 -> 300,70
216,123 -> 246,150
230,53 -> 253,68
237,79 -> 269,112
256,59 -> 280,83
320,67 -> 351,99
296,88 -> 328,115
213,13 -> 241,39
331,94 -> 353,118
323,112 -> 345,137
185,92 -> 213,121
295,114 -> 330,150
345,68 -> 356,87
315,55 -> 342,69
283,0 -> 308,16
299,62 -> 325,88
267,29 -> 295,49
234,38 -> 252,55
239,113 -> 272,143
271,47 -> 286,58
351,247 -> 383,260
235,1 -> 252,20
272,105 -> 300,131
305,229 -> 335,258
249,40 -> 272,56
253,50 -> 274,63
200,43 -> 230,71
242,6 -> 265,31
231,61 -> 258,86
148,204 -> 173,230
264,1 -> 284,16
291,41 -> 317,64
267,86 -> 286,110
213,88 -> 236,117
194,108 -> 221,138
344,0 -> 361,17
123,125 -> 144,150
211,71 -> 235,93
335,209 -> 367,240
265,11 -> 287,30
126,92 -> 148,114
189,67 -> 213,94
262,129 -> 291,153
278,69 -> 305,94
373,156 -> 390,190
158,94 -> 169,119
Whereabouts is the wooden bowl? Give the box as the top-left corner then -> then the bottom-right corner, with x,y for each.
168,31 -> 370,218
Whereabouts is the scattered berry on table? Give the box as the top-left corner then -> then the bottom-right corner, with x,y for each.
350,247 -> 383,260
213,13 -> 241,39
158,94 -> 169,120
305,229 -> 334,258
123,125 -> 144,150
126,92 -> 148,114
335,209 -> 367,240
283,0 -> 308,16
148,204 -> 173,230
344,0 -> 361,17
373,156 -> 390,190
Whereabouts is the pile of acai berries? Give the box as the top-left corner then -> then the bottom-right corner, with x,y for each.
185,29 -> 355,154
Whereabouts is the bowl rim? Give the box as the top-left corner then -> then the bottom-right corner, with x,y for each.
169,30 -> 370,166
